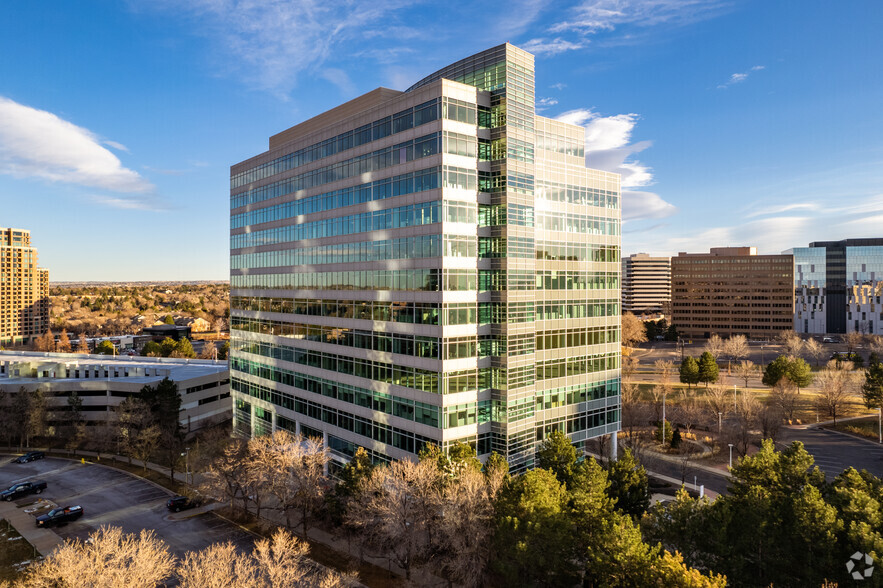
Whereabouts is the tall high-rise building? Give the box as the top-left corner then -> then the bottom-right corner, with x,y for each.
0,227 -> 49,346
793,238 -> 883,335
229,44 -> 622,470
671,247 -> 794,340
621,253 -> 671,316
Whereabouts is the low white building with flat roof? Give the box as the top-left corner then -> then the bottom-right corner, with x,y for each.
0,351 -> 230,433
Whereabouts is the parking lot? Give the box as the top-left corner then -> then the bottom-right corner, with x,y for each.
0,455 -> 255,557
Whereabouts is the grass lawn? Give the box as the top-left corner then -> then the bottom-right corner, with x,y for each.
831,417 -> 883,441
0,520 -> 40,582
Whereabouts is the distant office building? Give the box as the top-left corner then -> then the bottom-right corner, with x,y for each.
0,227 -> 49,346
229,44 -> 622,470
621,253 -> 670,316
671,247 -> 794,339
793,238 -> 883,335
0,351 -> 230,432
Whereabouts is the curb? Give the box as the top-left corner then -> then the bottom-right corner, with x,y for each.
815,425 -> 883,448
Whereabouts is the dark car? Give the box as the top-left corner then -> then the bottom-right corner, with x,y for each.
1,481 -> 47,501
36,505 -> 83,528
12,451 -> 45,463
166,495 -> 196,512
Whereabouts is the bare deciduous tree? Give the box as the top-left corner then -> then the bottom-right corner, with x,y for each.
201,439 -> 249,512
622,354 -> 640,381
723,335 -> 749,373
655,359 -> 676,384
704,334 -> 724,360
770,378 -> 799,422
347,458 -> 442,581
20,526 -> 175,587
734,360 -> 758,389
780,331 -> 804,359
816,360 -> 859,424
730,394 -> 761,457
621,312 -> 648,349
436,467 -> 495,587
198,340 -> 217,360
76,332 -> 90,354
255,430 -> 329,534
758,402 -> 784,442
803,338 -> 825,367
844,332 -> 865,354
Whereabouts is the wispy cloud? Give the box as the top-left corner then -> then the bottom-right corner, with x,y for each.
626,193 -> 883,256
522,37 -> 585,55
550,0 -> 730,37
89,194 -> 169,212
550,82 -> 567,90
557,107 -> 677,222
717,65 -> 765,89
138,0 -> 417,97
0,96 -> 153,195
536,97 -> 560,111
103,140 -> 129,152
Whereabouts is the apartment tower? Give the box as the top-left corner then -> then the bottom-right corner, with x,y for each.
229,44 -> 622,470
0,228 -> 49,346
621,253 -> 671,316
793,238 -> 883,335
672,247 -> 793,340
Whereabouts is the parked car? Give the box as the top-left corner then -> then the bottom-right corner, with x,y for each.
1,481 -> 47,501
166,495 -> 197,512
36,505 -> 84,528
12,451 -> 45,463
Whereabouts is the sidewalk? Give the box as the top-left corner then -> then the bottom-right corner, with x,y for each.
0,500 -> 63,556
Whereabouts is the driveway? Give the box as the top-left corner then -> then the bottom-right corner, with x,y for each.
779,427 -> 883,480
0,455 -> 255,557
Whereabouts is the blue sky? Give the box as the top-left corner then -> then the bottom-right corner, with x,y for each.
1,0 -> 881,281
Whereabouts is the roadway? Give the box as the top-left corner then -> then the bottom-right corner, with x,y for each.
779,426 -> 883,480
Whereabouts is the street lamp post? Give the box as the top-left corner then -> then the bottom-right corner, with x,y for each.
718,411 -> 722,435
181,447 -> 191,485
728,443 -> 734,469
733,385 -> 738,414
878,408 -> 882,444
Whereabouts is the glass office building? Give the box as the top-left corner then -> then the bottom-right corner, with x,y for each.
229,44 -> 622,470
793,238 -> 883,335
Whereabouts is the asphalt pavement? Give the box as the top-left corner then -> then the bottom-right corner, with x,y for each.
779,426 -> 883,480
0,455 -> 255,557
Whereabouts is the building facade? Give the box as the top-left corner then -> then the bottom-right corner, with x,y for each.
793,238 -> 883,335
0,228 -> 49,346
229,44 -> 622,470
671,247 -> 794,340
621,253 -> 670,316
0,351 -> 231,432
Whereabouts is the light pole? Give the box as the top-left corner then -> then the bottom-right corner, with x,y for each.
718,411 -> 722,435
733,385 -> 738,414
878,407 -> 882,444
181,447 -> 191,485
728,443 -> 734,469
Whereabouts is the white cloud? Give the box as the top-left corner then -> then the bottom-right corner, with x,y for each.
550,82 -> 567,90
536,97 -> 559,111
103,140 -> 129,152
140,0 -> 417,96
623,191 -> 677,221
717,65 -> 765,89
0,96 -> 153,194
89,194 -> 169,212
522,37 -> 585,56
556,107 -> 677,222
552,0 -> 728,34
